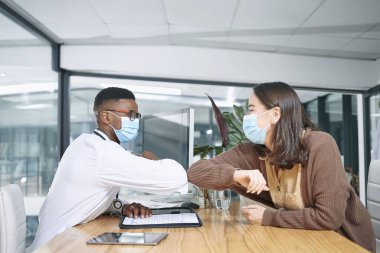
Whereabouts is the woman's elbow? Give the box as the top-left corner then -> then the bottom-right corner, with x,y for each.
187,169 -> 196,185
317,212 -> 345,230
187,163 -> 207,186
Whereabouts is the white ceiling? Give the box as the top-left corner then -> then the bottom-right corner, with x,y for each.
0,0 -> 375,110
0,10 -> 43,45
1,0 -> 379,60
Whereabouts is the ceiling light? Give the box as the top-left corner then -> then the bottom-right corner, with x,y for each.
0,73 -> 5,77
101,83 -> 181,96
135,93 -> 170,101
226,87 -> 236,104
16,104 -> 51,110
0,83 -> 56,96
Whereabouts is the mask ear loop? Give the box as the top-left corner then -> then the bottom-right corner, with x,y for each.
258,109 -> 272,129
107,110 -> 121,118
107,111 -> 122,131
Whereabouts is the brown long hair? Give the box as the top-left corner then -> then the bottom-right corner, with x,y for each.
253,82 -> 315,169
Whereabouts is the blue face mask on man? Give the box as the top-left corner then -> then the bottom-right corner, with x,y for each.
242,110 -> 271,145
108,112 -> 139,143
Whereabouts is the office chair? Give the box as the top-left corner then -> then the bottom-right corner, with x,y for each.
368,160 -> 380,253
0,184 -> 26,253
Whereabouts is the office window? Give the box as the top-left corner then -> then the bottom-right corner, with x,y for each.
0,13 -> 58,196
69,76 -> 251,154
70,77 -> 345,159
369,93 -> 380,160
305,99 -> 318,125
0,11 -> 58,246
305,92 -> 360,195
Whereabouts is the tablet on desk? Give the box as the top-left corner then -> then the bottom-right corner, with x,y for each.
87,232 -> 168,246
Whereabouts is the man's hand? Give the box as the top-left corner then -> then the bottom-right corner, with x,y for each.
241,205 -> 266,225
142,151 -> 159,160
122,202 -> 152,218
233,169 -> 269,194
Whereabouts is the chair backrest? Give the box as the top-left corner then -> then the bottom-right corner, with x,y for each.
368,160 -> 380,253
0,184 -> 26,253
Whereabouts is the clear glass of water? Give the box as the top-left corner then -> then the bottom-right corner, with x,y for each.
213,189 -> 231,210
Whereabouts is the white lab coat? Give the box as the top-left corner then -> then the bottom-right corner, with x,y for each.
31,130 -> 187,250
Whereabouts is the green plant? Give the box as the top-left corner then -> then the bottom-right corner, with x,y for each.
194,95 -> 249,158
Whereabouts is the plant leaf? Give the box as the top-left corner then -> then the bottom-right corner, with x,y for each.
215,146 -> 224,156
206,94 -> 229,147
194,145 -> 210,157
229,113 -> 245,135
233,105 -> 245,122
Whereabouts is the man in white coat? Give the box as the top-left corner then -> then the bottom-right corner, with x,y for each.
31,87 -> 187,250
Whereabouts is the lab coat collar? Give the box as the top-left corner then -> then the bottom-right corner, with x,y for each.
93,129 -> 110,141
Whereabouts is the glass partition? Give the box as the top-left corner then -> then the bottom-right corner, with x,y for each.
369,92 -> 380,160
0,11 -> 58,246
0,14 -> 58,195
304,92 -> 360,197
70,77 -> 360,173
69,76 -> 251,156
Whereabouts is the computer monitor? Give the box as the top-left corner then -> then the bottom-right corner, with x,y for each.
142,108 -> 194,170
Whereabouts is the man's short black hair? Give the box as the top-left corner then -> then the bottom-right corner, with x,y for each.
93,87 -> 135,111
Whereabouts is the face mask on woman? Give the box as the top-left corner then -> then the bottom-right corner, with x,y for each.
243,110 -> 271,145
108,112 -> 139,143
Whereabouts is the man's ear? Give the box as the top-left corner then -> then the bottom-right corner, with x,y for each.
271,107 -> 281,124
98,111 -> 111,125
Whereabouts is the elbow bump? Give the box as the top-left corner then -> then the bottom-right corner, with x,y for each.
180,172 -> 188,185
187,172 -> 195,184
170,169 -> 187,186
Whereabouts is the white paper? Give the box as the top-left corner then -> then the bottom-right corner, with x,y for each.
125,199 -> 179,208
122,213 -> 199,225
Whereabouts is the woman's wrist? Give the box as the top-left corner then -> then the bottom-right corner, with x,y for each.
233,169 -> 242,182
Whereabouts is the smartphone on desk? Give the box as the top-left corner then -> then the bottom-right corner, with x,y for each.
87,232 -> 168,246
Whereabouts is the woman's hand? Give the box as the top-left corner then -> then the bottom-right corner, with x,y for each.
241,205 -> 266,225
233,169 -> 269,194
122,202 -> 152,218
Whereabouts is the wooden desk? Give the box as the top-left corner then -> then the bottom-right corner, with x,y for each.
34,201 -> 369,253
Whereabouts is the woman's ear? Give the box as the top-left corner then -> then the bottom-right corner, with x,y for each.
271,107 -> 281,124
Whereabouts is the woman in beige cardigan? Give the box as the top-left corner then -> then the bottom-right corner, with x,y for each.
188,82 -> 375,252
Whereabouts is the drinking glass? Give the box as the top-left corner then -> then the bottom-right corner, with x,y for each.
213,189 -> 231,210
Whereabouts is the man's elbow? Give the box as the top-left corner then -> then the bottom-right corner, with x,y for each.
166,165 -> 187,190
175,169 -> 188,188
